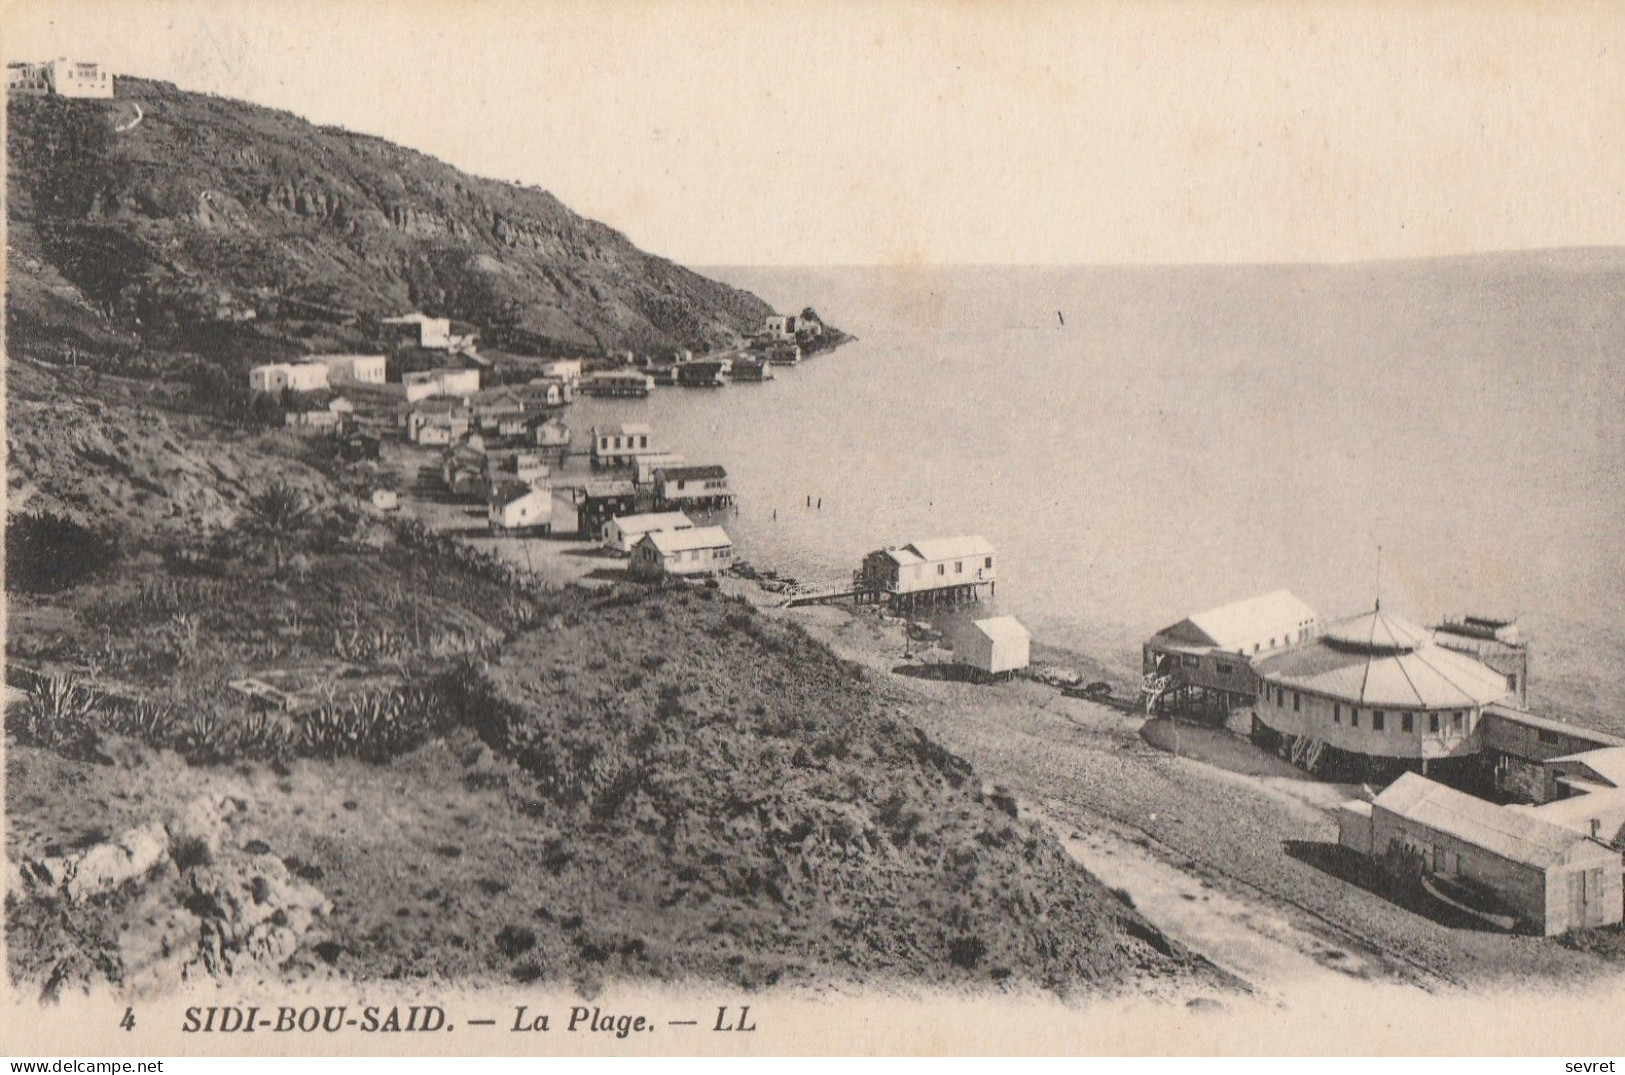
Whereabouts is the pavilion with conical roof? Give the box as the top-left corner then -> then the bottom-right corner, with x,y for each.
1250,604 -> 1513,775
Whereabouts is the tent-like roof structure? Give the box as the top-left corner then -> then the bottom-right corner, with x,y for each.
1373,772 -> 1608,870
1153,588 -> 1318,650
1254,606 -> 1511,710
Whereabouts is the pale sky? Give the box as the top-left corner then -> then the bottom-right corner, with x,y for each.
5,0 -> 1623,266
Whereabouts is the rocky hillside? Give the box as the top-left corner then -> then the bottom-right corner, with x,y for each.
6,78 -> 776,361
7,579 -> 1229,998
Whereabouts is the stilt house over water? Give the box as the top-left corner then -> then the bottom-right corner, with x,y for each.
858,536 -> 996,610
1143,589 -> 1320,706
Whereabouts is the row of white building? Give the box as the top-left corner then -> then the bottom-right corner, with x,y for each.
249,355 -> 386,394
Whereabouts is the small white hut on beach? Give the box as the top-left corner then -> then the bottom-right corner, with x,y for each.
954,616 -> 1031,680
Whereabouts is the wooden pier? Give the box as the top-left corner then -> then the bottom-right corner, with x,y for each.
780,580 -> 993,610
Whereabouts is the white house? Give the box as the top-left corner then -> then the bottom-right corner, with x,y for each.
1143,589 -> 1320,700
530,417 -> 571,450
859,535 -> 997,597
540,359 -> 583,383
488,481 -> 553,533
6,62 -> 50,96
652,464 -> 733,509
629,526 -> 733,579
490,450 -> 550,486
603,511 -> 695,555
319,354 -> 387,385
954,616 -> 1032,679
382,313 -> 453,350
764,314 -> 795,340
591,423 -> 658,467
403,368 -> 481,402
7,59 -> 113,98
249,362 -> 331,394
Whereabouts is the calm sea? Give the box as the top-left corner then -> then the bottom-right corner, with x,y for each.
570,258 -> 1625,730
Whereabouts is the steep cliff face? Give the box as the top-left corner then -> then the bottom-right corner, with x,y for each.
6,78 -> 776,358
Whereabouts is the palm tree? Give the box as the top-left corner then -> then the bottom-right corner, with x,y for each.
242,481 -> 312,576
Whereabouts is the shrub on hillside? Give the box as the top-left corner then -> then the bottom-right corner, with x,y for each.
5,511 -> 120,593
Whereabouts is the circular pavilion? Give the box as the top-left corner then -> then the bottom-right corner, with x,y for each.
1250,606 -> 1513,780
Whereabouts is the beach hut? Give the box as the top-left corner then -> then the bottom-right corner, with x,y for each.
954,616 -> 1031,681
628,526 -> 733,579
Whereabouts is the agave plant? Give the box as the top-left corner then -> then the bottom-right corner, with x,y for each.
181,709 -> 225,759
236,711 -> 292,759
117,698 -> 174,743
21,674 -> 103,748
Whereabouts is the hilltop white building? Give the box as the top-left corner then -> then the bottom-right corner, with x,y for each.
7,59 -> 114,98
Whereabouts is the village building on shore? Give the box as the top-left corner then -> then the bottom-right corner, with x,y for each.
580,370 -> 655,397
651,465 -> 733,511
529,416 -> 571,453
633,453 -> 687,485
629,526 -> 734,579
489,449 -> 549,487
674,360 -> 729,388
762,313 -> 822,344
487,481 -> 552,534
602,511 -> 695,555
591,424 -> 658,467
539,359 -> 583,384
406,400 -> 472,445
729,357 -> 775,382
553,480 -> 640,537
